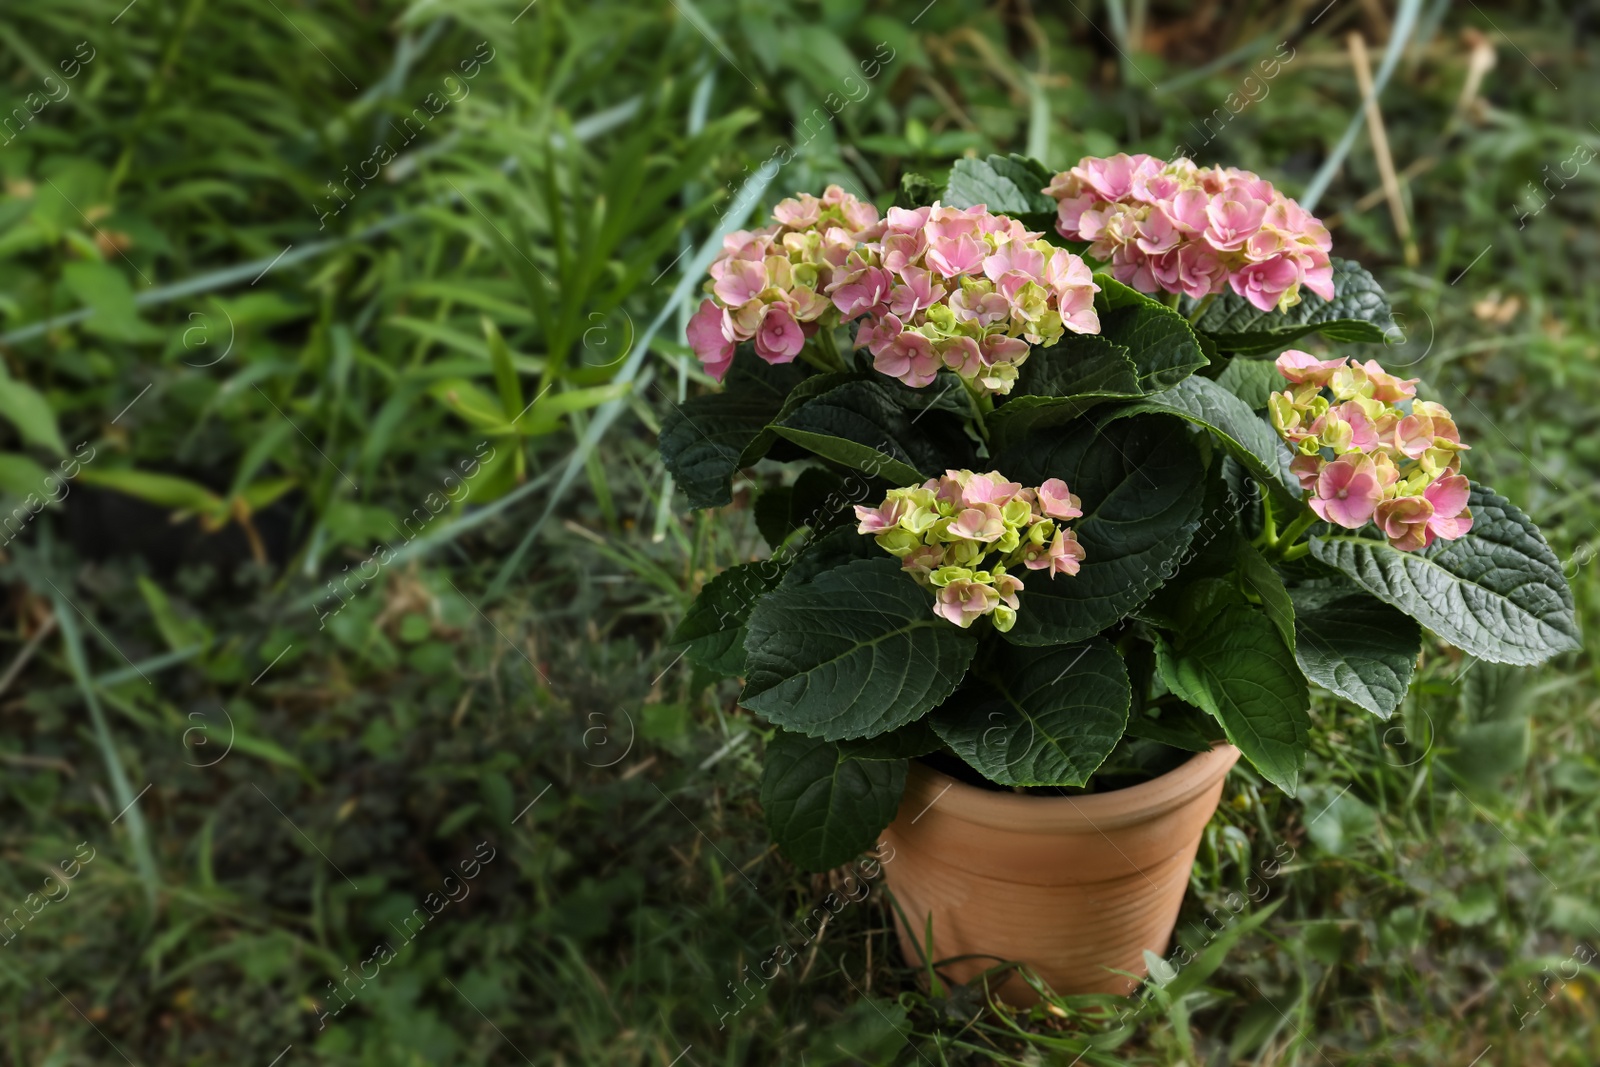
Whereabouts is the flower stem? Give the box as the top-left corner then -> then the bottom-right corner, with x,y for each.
959,376 -> 993,443
813,327 -> 847,373
1268,506 -> 1320,559
1186,293 -> 1217,324
1255,491 -> 1279,549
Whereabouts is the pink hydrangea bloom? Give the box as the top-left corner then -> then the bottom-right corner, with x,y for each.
1036,478 -> 1083,520
856,470 -> 1085,630
934,580 -> 1000,628
1374,495 -> 1433,552
833,202 -> 1100,396
1310,455 -> 1383,529
1044,155 -> 1334,311
1423,474 -> 1474,542
685,185 -> 882,378
1276,349 -> 1348,387
1269,355 -> 1473,552
687,299 -> 736,382
1043,529 -> 1086,578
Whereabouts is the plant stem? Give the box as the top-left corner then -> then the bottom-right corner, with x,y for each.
813,327 -> 848,373
1255,491 -> 1279,549
1186,293 -> 1216,323
960,376 -> 993,443
1272,507 -> 1320,556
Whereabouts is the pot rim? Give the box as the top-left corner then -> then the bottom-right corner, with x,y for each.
903,743 -> 1241,833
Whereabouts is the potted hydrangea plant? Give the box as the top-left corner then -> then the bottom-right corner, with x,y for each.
660,154 -> 1578,1000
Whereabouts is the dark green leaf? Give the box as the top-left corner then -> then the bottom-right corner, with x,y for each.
754,484 -> 796,550
1094,281 -> 1209,390
742,557 -> 980,741
943,154 -> 1057,221
755,465 -> 865,550
1290,587 -> 1420,720
1157,605 -> 1310,794
773,378 -> 971,484
671,562 -> 786,676
1216,357 -> 1285,410
930,639 -> 1129,787
838,718 -> 942,761
1237,538 -> 1296,648
1115,375 -> 1298,501
995,415 -> 1205,645
760,731 -> 907,871
779,524 -> 878,590
897,172 -> 939,209
988,335 -> 1141,447
1185,258 -> 1395,356
659,351 -> 809,508
1124,705 -> 1222,753
1308,483 -> 1579,666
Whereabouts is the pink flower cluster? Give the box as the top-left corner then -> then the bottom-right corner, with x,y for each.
834,204 -> 1101,395
854,469 -> 1086,631
686,185 -> 881,381
1269,350 -> 1473,552
1043,154 -> 1334,313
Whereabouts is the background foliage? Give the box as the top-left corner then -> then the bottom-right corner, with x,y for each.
1,0 -> 1597,1063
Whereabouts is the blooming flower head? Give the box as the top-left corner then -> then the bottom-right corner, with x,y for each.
1269,351 -> 1472,552
1043,155 -> 1334,312
833,203 -> 1100,396
855,469 -> 1087,630
686,185 -> 883,381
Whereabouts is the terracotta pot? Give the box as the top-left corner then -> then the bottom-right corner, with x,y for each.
880,744 -> 1241,1004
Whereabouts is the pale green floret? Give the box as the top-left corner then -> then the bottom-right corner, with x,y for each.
901,504 -> 941,534
924,303 -> 957,333
875,528 -> 921,557
1001,498 -> 1032,527
992,605 -> 1017,632
946,540 -> 985,567
929,565 -> 973,587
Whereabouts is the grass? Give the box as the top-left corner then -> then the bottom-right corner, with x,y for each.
0,1 -> 1597,1063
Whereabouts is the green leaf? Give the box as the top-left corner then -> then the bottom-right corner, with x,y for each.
1123,705 -> 1221,753
1185,258 -> 1395,356
77,468 -> 224,517
0,371 -> 67,456
1094,279 -> 1209,390
0,453 -> 54,499
1215,357 -> 1285,410
742,557 -> 980,741
942,154 -> 1057,222
838,718 -> 941,761
779,525 -> 878,590
994,414 -> 1205,645
760,467 -> 881,555
658,352 -> 809,508
482,316 -> 525,418
1302,785 -> 1377,857
772,378 -> 970,485
988,334 -> 1141,448
1116,375 -> 1298,501
1157,605 -> 1310,794
671,561 -> 785,676
1290,586 -> 1421,720
760,730 -> 907,872
136,576 -> 212,653
60,260 -> 163,342
930,639 -> 1129,787
1237,539 -> 1296,649
1308,483 -> 1579,666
